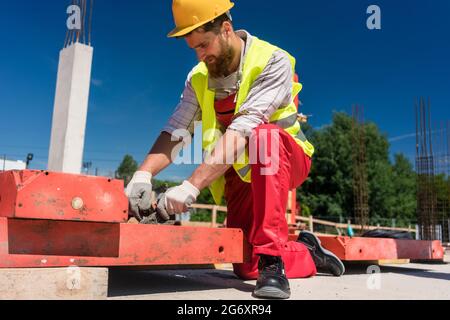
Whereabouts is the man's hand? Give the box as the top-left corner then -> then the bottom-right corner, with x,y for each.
126,171 -> 153,220
164,180 -> 200,215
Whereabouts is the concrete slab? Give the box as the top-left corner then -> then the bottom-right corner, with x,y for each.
0,267 -> 108,300
108,254 -> 450,300
2,256 -> 446,300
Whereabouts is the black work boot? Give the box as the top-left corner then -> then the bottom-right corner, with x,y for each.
253,255 -> 291,299
297,230 -> 345,277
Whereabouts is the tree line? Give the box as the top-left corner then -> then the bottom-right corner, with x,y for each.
117,112 -> 449,227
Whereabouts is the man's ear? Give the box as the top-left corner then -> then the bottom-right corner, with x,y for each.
222,21 -> 233,37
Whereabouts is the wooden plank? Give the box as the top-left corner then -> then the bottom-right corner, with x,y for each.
361,259 -> 411,265
0,267 -> 108,300
191,204 -> 227,212
192,204 -> 417,234
181,221 -> 221,228
212,206 -> 218,228
309,216 -> 314,232
295,216 -> 416,233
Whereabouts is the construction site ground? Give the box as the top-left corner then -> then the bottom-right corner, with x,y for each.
106,252 -> 450,300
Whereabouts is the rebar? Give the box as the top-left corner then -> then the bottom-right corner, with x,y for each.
433,118 -> 450,242
352,105 -> 370,233
82,0 -> 87,44
416,98 -> 439,240
64,0 -> 93,48
88,0 -> 94,46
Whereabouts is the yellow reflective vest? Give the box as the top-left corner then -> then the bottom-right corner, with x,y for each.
191,37 -> 314,204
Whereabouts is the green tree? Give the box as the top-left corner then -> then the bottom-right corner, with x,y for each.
117,155 -> 138,186
299,113 -> 354,219
364,122 -> 395,224
299,112 -> 417,227
390,154 -> 417,226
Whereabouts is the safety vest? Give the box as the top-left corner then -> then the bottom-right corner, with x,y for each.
191,37 -> 314,204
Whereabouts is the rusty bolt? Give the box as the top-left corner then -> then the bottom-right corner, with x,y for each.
71,197 -> 84,210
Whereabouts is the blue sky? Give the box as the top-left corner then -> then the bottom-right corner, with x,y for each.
0,0 -> 449,180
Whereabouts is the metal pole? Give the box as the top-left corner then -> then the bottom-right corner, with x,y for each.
84,0 -> 88,44
64,28 -> 70,48
428,98 -> 434,160
415,99 -> 419,161
448,219 -> 450,243
82,0 -> 87,44
88,0 -> 94,46
76,0 -> 81,43
70,0 -> 76,46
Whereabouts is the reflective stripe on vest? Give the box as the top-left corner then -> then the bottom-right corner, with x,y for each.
271,113 -> 298,129
191,37 -> 314,204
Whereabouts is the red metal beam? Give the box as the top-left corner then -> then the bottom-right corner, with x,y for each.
317,235 -> 445,262
0,218 -> 246,268
0,171 -> 443,268
0,171 -> 247,269
0,170 -> 128,223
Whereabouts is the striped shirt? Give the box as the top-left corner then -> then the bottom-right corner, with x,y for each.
162,30 -> 294,136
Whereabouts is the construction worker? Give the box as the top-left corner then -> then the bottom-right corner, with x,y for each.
126,0 -> 345,299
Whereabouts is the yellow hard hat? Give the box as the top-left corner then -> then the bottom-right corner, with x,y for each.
168,0 -> 235,38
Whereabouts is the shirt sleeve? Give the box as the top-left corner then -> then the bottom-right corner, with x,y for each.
228,50 -> 293,135
162,70 -> 202,137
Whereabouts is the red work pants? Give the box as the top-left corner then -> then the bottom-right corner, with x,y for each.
224,124 -> 317,280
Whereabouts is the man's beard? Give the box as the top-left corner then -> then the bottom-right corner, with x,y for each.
205,38 -> 235,78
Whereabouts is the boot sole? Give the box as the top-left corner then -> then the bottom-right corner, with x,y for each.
300,231 -> 346,277
253,286 -> 291,300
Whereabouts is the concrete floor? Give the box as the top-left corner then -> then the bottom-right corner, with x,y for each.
107,254 -> 450,300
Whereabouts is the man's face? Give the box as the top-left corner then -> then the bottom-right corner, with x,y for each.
185,29 -> 235,78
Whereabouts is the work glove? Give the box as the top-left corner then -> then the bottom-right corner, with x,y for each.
125,171 -> 153,220
163,180 -> 200,215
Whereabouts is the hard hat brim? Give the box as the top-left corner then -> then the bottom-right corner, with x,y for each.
167,3 -> 234,38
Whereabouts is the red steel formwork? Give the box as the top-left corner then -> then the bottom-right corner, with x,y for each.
316,236 -> 444,262
0,170 -> 129,223
289,234 -> 445,262
286,233 -> 444,262
0,170 -> 245,269
0,170 -> 444,269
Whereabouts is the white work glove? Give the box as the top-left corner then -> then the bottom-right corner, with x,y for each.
125,171 -> 153,219
164,180 -> 200,215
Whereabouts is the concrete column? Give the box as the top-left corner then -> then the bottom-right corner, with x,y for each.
48,43 -> 93,174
